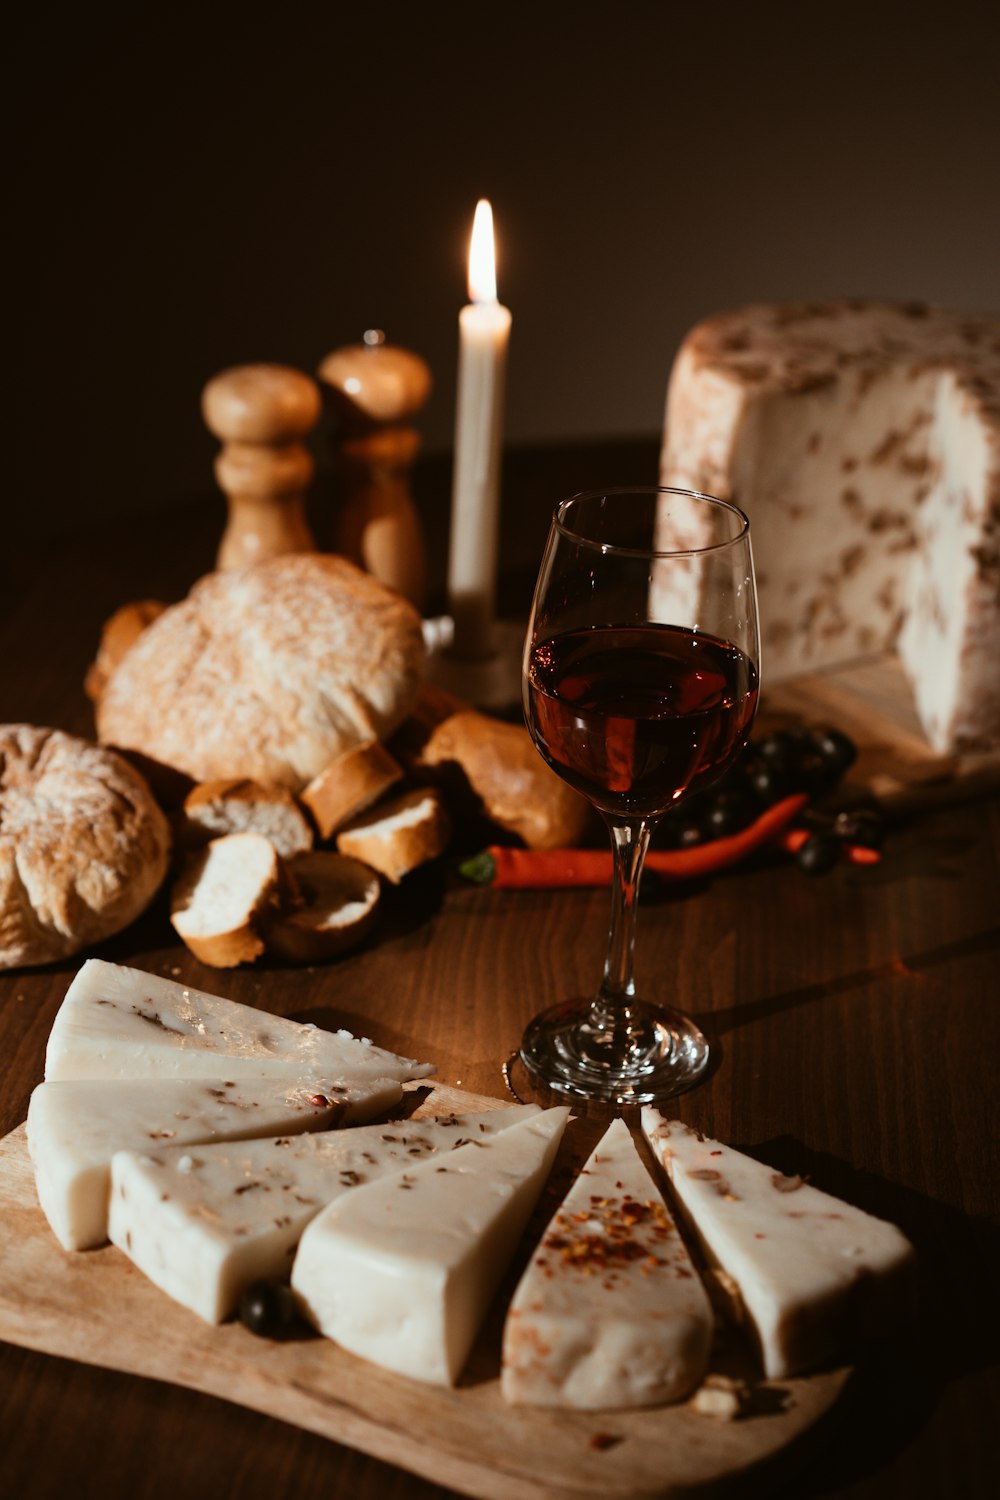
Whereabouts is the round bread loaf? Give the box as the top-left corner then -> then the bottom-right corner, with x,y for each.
0,725 -> 171,970
96,554 -> 425,791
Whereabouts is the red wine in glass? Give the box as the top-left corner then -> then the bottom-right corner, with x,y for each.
516,487 -> 761,1105
526,623 -> 759,818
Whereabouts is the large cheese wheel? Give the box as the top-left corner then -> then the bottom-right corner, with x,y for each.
661,300 -> 1000,752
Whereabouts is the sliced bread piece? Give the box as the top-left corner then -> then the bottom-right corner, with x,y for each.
179,779 -> 314,859
301,741 -> 404,839
170,832 -> 291,966
264,852 -> 380,962
336,787 -> 451,883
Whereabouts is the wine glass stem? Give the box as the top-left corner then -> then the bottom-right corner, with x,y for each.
592,816 -> 653,1033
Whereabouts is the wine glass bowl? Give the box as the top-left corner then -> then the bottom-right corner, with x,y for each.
518,487 -> 760,1105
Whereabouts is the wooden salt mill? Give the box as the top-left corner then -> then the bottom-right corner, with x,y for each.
318,330 -> 431,609
202,363 -> 321,570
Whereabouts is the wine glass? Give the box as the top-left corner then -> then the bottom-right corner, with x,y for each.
518,487 -> 760,1104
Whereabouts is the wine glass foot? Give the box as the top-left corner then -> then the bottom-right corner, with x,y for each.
517,998 -> 710,1106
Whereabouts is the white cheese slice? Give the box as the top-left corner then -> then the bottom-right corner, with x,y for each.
641,1111 -> 916,1378
108,1105 -> 539,1324
44,959 -> 434,1084
292,1107 -> 570,1386
501,1118 -> 713,1409
25,1073 -> 401,1252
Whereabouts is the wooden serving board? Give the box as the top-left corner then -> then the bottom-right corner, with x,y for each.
0,1085 -> 851,1500
758,651 -> 1000,809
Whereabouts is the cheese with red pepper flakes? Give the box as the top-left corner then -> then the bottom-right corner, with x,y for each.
641,1112 -> 916,1379
292,1107 -> 569,1385
26,1072 -> 401,1251
501,1118 -> 712,1409
108,1105 -> 539,1324
45,958 -> 434,1084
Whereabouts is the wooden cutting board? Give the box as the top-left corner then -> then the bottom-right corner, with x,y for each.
758,651 -> 1000,809
0,1085 -> 851,1500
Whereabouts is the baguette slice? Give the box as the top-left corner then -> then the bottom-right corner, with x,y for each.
301,741 -> 403,839
170,832 -> 291,967
502,1118 -> 713,1409
641,1113 -> 916,1379
419,709 -> 591,850
264,852 -> 380,962
336,787 -> 451,883
180,780 -> 314,859
85,599 -> 167,703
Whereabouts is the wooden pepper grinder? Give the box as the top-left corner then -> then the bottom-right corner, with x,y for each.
202,363 -> 322,570
317,330 -> 431,610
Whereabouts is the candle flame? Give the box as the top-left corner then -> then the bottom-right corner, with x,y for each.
468,198 -> 497,304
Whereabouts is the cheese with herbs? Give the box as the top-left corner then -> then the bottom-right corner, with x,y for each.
25,1073 -> 401,1251
641,1112 -> 915,1378
292,1107 -> 569,1385
660,300 -> 1000,752
501,1118 -> 713,1408
44,959 -> 434,1084
109,1105 -> 538,1323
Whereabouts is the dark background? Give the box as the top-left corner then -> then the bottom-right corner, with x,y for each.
10,0 -> 1000,545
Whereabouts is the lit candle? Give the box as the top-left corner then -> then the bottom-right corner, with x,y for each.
447,199 -> 512,660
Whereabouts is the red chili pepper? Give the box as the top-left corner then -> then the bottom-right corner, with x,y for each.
775,829 -> 883,866
459,794 -> 809,888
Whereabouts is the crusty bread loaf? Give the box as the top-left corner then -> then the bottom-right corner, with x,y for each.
301,742 -> 403,839
0,725 -> 171,970
84,599 -> 167,703
264,852 -> 381,962
419,710 -> 592,850
170,832 -> 290,967
336,788 -> 451,883
180,779 -> 314,859
96,554 -> 425,791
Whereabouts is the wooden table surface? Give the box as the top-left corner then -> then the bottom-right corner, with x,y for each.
1,441 -> 997,1499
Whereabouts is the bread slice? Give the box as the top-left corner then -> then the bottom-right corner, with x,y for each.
301,742 -> 403,839
170,833 -> 290,967
264,852 -> 380,962
180,779 -> 314,859
85,599 -> 167,703
419,709 -> 591,850
336,788 -> 451,883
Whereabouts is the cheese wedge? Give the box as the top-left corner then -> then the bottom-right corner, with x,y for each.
501,1118 -> 713,1409
44,959 -> 433,1084
25,1073 -> 401,1252
292,1107 -> 570,1385
641,1112 -> 915,1378
108,1106 -> 539,1323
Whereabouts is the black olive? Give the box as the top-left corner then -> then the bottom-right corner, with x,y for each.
239,1281 -> 299,1338
834,807 -> 886,848
795,832 -> 841,875
811,726 -> 858,776
755,728 -> 807,773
